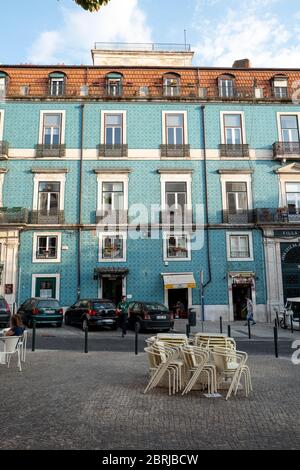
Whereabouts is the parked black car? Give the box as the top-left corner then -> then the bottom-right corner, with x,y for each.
128,302 -> 174,332
65,299 -> 118,330
0,296 -> 11,327
17,298 -> 63,327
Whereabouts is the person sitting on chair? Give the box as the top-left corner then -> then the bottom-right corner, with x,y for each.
5,314 -> 25,337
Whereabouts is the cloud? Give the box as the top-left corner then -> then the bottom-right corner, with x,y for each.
27,0 -> 152,64
193,0 -> 300,67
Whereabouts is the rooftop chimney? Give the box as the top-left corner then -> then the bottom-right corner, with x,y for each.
232,58 -> 251,69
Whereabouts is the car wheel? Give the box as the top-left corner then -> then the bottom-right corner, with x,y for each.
64,314 -> 69,326
27,319 -> 33,329
82,319 -> 89,331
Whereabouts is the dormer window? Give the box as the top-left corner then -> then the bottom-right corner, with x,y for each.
49,72 -> 66,96
106,72 -> 123,97
273,75 -> 288,99
163,73 -> 181,97
218,74 -> 235,98
0,72 -> 8,98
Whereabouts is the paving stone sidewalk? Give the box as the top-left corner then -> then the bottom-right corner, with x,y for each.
1,346 -> 299,450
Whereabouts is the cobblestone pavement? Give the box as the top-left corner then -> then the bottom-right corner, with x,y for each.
1,337 -> 299,450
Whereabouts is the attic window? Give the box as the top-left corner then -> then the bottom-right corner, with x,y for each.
218,74 -> 235,98
0,72 -> 8,98
163,73 -> 181,97
273,75 -> 288,99
49,72 -> 66,96
106,72 -> 123,97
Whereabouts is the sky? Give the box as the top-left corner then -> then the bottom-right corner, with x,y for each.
1,0 -> 300,67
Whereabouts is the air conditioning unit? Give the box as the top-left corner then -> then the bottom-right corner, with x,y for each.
139,86 -> 149,97
20,85 -> 29,96
198,87 -> 207,98
80,85 -> 89,96
255,87 -> 264,99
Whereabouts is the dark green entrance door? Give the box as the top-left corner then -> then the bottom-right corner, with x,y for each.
281,243 -> 300,300
35,277 -> 56,298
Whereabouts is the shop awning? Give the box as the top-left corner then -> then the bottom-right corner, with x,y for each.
162,273 -> 196,290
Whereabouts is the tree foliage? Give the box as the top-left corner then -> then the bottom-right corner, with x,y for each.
74,0 -> 111,12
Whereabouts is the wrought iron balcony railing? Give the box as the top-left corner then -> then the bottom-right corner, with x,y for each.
99,144 -> 128,158
255,207 -> 300,224
219,144 -> 250,158
96,209 -> 128,225
230,251 -> 251,259
36,249 -> 57,259
273,142 -> 300,159
0,207 -> 28,224
30,210 -> 65,224
163,86 -> 181,97
0,141 -> 9,159
35,144 -> 66,158
160,144 -> 190,158
223,210 -> 254,224
160,209 -> 193,227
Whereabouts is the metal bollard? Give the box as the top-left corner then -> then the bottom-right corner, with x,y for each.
248,320 -> 251,339
32,320 -> 36,352
135,322 -> 139,355
274,326 -> 278,358
84,326 -> 88,353
283,311 -> 287,329
186,324 -> 190,338
219,316 -> 223,334
291,315 -> 294,334
227,324 -> 231,338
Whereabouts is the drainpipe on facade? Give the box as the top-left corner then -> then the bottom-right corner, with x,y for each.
77,104 -> 85,300
201,105 -> 212,289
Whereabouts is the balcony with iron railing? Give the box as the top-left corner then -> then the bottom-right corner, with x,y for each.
223,210 -> 255,224
0,207 -> 28,224
160,209 -> 193,227
0,141 -> 9,159
30,210 -> 65,224
98,144 -> 128,158
160,144 -> 190,159
36,249 -> 57,260
273,142 -> 300,160
230,251 -> 251,258
35,144 -> 66,158
255,207 -> 300,224
96,209 -> 128,225
219,144 -> 250,158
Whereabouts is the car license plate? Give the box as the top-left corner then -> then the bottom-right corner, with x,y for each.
45,310 -> 55,314
103,319 -> 113,324
157,315 -> 166,320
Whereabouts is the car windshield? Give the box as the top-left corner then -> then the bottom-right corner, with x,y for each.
37,300 -> 60,309
144,303 -> 168,312
93,302 -> 115,310
289,302 -> 300,314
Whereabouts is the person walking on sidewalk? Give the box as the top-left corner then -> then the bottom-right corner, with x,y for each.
117,296 -> 128,338
244,297 -> 256,325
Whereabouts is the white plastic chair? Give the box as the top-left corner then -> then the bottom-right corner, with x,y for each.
18,330 -> 28,362
0,336 -> 22,371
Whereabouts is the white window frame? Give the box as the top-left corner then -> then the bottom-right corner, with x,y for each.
97,173 -> 129,212
226,231 -> 253,261
99,231 -> 127,262
101,111 -> 127,146
220,111 -> 246,145
163,232 -> 191,262
220,174 -> 253,211
38,110 -> 66,145
0,110 -> 4,140
162,111 -> 188,145
50,78 -> 65,96
160,172 -> 192,211
31,273 -> 60,300
33,173 -> 66,211
276,112 -> 300,143
33,232 -> 62,263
